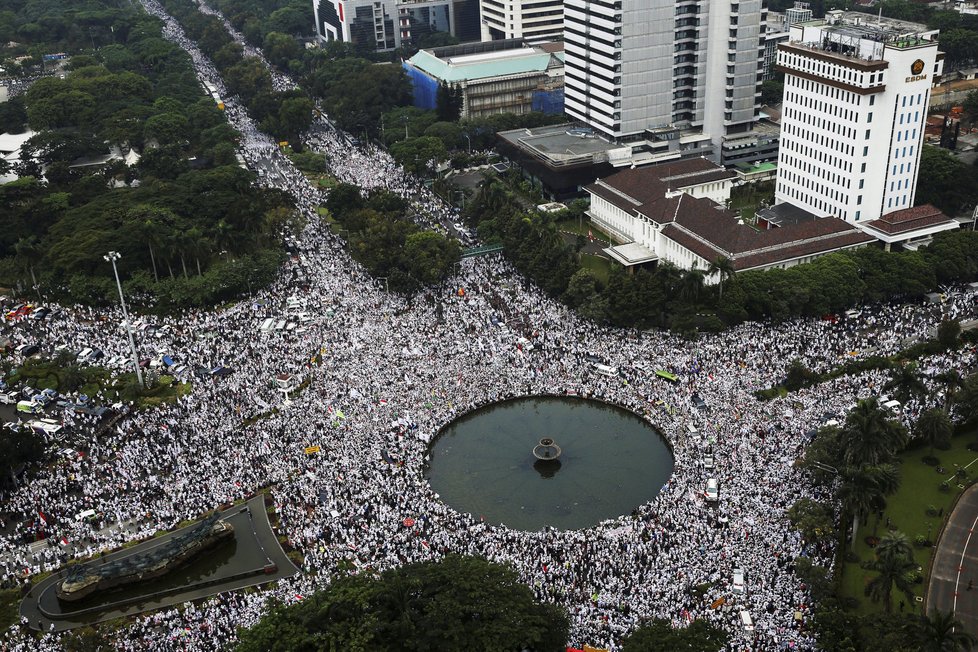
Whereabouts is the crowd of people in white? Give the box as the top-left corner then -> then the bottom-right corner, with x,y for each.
1,1 -> 977,649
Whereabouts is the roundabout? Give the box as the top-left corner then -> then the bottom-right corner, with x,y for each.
425,396 -> 675,531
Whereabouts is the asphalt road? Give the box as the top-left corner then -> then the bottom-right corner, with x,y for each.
928,483 -> 978,634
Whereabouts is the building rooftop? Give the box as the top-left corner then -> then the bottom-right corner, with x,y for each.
0,130 -> 35,155
587,163 -> 875,271
756,202 -> 820,228
800,11 -> 937,48
859,204 -> 959,242
499,124 -> 632,167
407,39 -> 563,83
661,197 -> 875,271
585,159 -> 737,212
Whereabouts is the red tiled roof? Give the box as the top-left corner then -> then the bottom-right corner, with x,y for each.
584,159 -> 737,212
659,195 -> 875,270
861,204 -> 956,235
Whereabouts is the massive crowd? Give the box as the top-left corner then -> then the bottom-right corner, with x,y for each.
0,1 -> 977,650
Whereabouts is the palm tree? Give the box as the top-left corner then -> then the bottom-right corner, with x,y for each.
707,256 -> 735,301
838,466 -> 887,551
876,531 -> 914,565
954,375 -> 978,427
679,267 -> 706,303
916,408 -> 954,455
184,226 -> 209,276
212,219 -> 236,255
840,398 -> 908,468
475,177 -> 509,217
870,462 -> 901,498
865,551 -> 918,613
935,369 -> 964,412
885,362 -> 928,404
909,610 -> 977,652
13,235 -> 41,291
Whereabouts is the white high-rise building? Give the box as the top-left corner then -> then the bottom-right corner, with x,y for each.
775,11 -> 943,222
562,0 -> 764,149
479,0 -> 564,42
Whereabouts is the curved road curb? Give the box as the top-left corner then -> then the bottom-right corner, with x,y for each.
926,482 -> 978,634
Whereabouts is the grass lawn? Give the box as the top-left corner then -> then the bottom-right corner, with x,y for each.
558,218 -> 612,243
729,181 -> 774,222
0,588 -> 18,631
581,254 -> 612,284
838,429 -> 978,615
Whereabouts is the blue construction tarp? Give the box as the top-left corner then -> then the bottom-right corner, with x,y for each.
403,63 -> 439,111
532,88 -> 564,115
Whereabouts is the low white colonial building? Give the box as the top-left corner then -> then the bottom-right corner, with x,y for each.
586,161 -> 876,281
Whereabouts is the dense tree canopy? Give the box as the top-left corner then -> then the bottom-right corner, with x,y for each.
620,619 -> 729,652
235,556 -> 569,652
328,184 -> 459,292
0,0 -> 295,309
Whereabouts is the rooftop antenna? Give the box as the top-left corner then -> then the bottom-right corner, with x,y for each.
878,6 -> 882,26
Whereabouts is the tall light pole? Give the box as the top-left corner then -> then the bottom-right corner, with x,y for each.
104,251 -> 144,388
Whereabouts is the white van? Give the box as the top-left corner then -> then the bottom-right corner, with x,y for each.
705,478 -> 719,502
739,610 -> 754,632
259,317 -> 275,332
592,363 -> 618,377
884,399 -> 901,413
732,567 -> 745,594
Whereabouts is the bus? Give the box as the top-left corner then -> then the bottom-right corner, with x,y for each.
655,369 -> 679,382
202,81 -> 225,110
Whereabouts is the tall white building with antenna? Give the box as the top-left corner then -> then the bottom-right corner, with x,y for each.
774,11 -> 943,223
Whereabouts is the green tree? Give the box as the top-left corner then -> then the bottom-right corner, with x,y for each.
787,498 -> 836,546
760,78 -> 784,105
915,145 -> 978,217
276,96 -> 314,141
955,374 -> 978,427
143,112 -> 190,146
964,89 -> 978,124
390,136 -> 447,176
839,398 -> 908,468
235,555 -> 569,652
876,531 -> 914,566
263,32 -> 302,68
0,424 -> 45,488
865,552 -> 918,614
885,362 -> 928,404
938,319 -> 962,350
707,255 -> 735,300
908,610 -> 978,652
678,267 -> 706,303
838,466 -> 885,551
935,369 -> 963,412
620,618 -> 729,652
915,408 -> 953,455
401,230 -> 460,287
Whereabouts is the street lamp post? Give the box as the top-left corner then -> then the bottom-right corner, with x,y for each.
463,133 -> 472,154
103,251 -> 144,388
